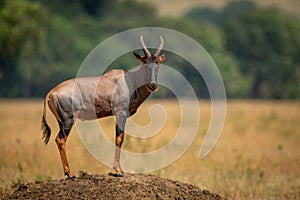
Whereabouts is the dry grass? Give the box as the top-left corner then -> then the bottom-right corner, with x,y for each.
142,0 -> 300,18
0,99 -> 299,199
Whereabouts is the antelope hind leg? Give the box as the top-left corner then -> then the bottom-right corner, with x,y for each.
55,121 -> 76,179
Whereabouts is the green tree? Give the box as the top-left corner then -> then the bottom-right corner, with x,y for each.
185,0 -> 256,26
157,17 -> 250,98
0,0 -> 47,97
14,0 -> 161,97
223,9 -> 300,98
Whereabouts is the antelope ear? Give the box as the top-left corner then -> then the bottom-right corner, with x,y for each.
158,54 -> 165,63
133,52 -> 147,63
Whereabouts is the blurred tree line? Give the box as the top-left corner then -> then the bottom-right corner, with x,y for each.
0,0 -> 299,99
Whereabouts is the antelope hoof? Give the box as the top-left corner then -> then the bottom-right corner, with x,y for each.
69,175 -> 76,180
116,172 -> 124,177
65,172 -> 76,179
108,172 -> 124,177
113,166 -> 124,177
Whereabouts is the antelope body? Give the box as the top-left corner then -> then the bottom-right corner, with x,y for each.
41,36 -> 165,177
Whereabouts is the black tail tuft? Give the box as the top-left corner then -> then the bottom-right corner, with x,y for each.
41,116 -> 51,145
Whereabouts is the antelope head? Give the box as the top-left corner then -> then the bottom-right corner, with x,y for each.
133,35 -> 165,92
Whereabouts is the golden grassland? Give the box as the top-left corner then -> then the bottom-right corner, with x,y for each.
0,99 -> 299,199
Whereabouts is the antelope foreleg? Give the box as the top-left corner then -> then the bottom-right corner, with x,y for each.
113,132 -> 125,174
113,113 -> 127,176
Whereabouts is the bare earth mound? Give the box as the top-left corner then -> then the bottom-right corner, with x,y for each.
1,172 -> 226,200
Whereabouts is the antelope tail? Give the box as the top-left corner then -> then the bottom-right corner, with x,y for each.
41,93 -> 51,145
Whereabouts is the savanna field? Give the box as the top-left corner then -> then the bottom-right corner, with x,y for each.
0,99 -> 299,199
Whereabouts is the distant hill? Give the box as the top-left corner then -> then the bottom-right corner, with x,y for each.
142,0 -> 300,18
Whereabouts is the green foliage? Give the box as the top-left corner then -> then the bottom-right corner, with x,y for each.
185,1 -> 256,26
0,0 -> 299,99
0,0 -> 47,58
223,9 -> 300,98
100,0 -> 159,32
187,1 -> 300,98
0,0 -> 47,97
160,17 -> 249,97
2,0 -> 161,97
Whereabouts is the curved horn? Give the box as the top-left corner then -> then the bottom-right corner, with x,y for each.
154,36 -> 164,57
140,35 -> 151,58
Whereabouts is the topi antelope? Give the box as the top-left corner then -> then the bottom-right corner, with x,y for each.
41,36 -> 165,178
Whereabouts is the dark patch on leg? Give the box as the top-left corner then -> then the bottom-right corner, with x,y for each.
57,119 -> 73,139
115,125 -> 124,137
